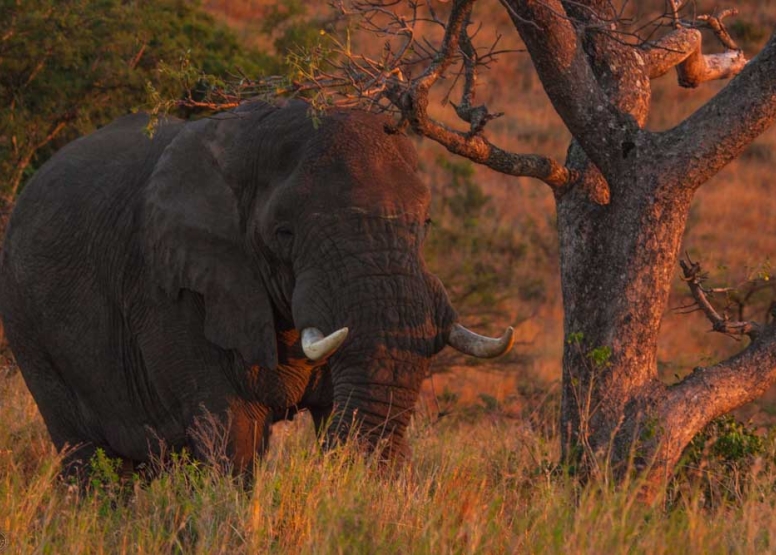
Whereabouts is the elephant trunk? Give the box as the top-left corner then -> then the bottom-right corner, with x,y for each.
324,355 -> 427,461
291,238 -> 456,460
320,291 -> 443,461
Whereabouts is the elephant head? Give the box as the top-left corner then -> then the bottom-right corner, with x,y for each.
144,100 -> 513,460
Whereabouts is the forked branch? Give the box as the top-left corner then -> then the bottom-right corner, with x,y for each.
378,0 -> 572,188
643,3 -> 747,87
679,256 -> 762,340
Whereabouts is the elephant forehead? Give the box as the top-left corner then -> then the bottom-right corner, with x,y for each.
299,118 -> 428,207
300,210 -> 425,246
297,157 -> 429,213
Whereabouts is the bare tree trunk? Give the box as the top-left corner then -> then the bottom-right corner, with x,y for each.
507,0 -> 776,496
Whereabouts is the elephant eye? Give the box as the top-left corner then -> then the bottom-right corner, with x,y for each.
274,225 -> 294,254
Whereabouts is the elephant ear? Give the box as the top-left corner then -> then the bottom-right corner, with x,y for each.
143,119 -> 278,370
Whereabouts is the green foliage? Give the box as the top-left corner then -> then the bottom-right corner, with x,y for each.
0,0 -> 277,199
672,415 -> 766,507
683,415 -> 764,469
566,331 -> 584,345
88,448 -> 122,489
586,345 -> 612,369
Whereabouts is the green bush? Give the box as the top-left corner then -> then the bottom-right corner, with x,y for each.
0,0 -> 278,200
672,415 -> 766,507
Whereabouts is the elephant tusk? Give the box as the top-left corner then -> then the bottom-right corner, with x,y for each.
301,327 -> 349,361
446,323 -> 515,358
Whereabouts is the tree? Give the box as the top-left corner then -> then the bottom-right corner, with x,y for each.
0,0 -> 279,202
199,0 -> 774,497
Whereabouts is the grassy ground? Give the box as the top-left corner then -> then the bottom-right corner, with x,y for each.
2,1 -> 776,552
3,368 -> 776,554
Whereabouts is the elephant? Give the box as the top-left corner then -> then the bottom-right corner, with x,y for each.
0,100 -> 513,477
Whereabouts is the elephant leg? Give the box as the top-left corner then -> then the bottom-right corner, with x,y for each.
5,338 -> 100,479
227,401 -> 273,476
308,405 -> 333,440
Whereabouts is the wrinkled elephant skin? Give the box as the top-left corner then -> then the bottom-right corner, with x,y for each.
0,100 -> 512,476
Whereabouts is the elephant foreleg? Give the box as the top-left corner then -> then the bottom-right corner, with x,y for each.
228,401 -> 272,475
308,405 -> 333,440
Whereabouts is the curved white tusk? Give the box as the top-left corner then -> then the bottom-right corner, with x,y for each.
301,327 -> 349,361
447,323 -> 515,358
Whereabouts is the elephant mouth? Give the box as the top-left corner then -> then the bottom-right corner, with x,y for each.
288,318 -> 514,461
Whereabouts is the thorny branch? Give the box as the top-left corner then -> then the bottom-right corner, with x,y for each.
679,255 -> 762,340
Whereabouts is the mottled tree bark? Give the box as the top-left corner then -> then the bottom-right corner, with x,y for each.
501,0 -> 776,494
358,0 -> 776,495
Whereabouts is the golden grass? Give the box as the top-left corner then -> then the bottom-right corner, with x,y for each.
2,1 -> 776,551
4,368 -> 776,553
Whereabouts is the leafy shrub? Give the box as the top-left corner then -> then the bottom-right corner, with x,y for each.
0,0 -> 279,199
672,415 -> 766,507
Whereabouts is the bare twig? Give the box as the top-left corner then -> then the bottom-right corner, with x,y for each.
679,255 -> 762,340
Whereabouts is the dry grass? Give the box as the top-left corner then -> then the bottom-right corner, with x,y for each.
2,0 -> 776,552
4,368 -> 776,554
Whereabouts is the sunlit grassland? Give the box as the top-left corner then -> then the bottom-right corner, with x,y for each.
4,368 -> 776,554
2,1 -> 776,552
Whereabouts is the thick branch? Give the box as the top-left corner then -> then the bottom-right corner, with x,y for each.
657,30 -> 776,190
660,323 -> 776,455
503,0 -> 637,181
679,258 -> 762,339
393,103 -> 572,187
642,28 -> 746,85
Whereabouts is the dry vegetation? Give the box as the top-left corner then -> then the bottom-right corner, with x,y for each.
6,368 -> 776,554
1,0 -> 776,552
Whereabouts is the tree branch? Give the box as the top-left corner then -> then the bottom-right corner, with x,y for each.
642,27 -> 746,85
390,110 -> 574,186
679,257 -> 762,340
656,30 -> 776,190
660,323 -> 776,457
365,0 -> 573,189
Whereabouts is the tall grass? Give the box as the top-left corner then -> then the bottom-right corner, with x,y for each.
2,1 -> 776,552
3,370 -> 776,554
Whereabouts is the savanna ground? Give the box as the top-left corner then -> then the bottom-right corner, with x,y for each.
2,0 -> 776,552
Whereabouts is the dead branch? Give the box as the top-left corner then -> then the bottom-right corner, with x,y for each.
385,0 -> 573,188
643,4 -> 747,87
679,256 -> 762,340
